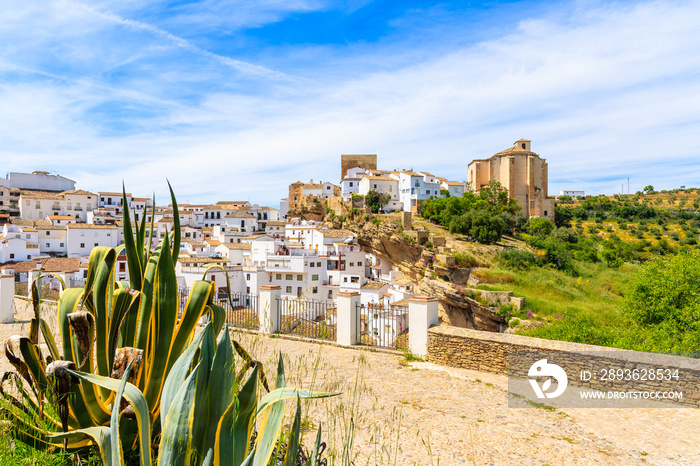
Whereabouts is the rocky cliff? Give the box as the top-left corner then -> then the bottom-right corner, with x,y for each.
349,221 -> 504,331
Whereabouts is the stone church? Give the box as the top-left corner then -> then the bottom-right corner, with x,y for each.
467,140 -> 555,222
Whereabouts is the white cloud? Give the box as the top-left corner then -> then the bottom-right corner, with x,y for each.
0,0 -> 699,205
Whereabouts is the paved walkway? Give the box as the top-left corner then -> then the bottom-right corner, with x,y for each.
2,304 -> 699,465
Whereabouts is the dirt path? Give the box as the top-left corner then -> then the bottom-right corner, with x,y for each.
2,305 -> 699,465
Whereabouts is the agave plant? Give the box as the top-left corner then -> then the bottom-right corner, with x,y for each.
0,184 -> 269,459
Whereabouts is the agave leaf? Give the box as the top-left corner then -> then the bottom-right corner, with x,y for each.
145,193 -> 155,264
309,424 -> 323,466
255,388 -> 338,419
233,340 -> 270,392
67,369 -> 152,466
167,180 -> 181,259
109,359 -> 136,466
49,426 -> 114,459
283,396 -> 302,466
234,366 -> 258,464
108,288 -> 139,369
201,325 -> 237,466
122,184 -> 143,291
91,246 -> 116,391
142,229 -> 179,412
158,363 -> 201,466
160,322 -> 211,432
252,388 -> 286,466
58,288 -> 84,365
207,303 -> 226,338
167,280 -> 213,376
38,318 -> 60,362
134,241 -> 162,352
17,337 -> 49,395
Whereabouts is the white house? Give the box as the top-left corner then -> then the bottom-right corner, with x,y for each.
358,176 -> 402,212
440,180 -> 467,197
66,224 -> 119,258
395,172 -> 443,213
559,190 -> 585,198
20,189 -> 98,222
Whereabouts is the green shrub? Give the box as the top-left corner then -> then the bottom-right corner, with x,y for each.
496,249 -> 543,269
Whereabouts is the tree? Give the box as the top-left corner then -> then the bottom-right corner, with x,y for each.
526,217 -> 554,236
625,250 -> 700,351
365,189 -> 391,213
643,185 -> 655,194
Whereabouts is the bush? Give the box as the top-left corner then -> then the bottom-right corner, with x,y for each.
497,249 -> 543,269
624,250 -> 700,351
526,217 -> 554,236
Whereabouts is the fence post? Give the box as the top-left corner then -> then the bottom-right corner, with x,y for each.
259,286 -> 281,334
0,275 -> 14,323
336,291 -> 360,346
408,295 -> 438,357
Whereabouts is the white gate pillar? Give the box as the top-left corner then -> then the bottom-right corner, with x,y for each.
259,286 -> 281,334
408,296 -> 439,357
336,291 -> 360,346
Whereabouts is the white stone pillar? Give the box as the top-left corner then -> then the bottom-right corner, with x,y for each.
408,295 -> 439,357
28,269 -> 41,298
0,275 -> 15,323
259,285 -> 281,334
336,291 -> 360,346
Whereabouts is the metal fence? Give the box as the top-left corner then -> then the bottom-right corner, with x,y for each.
276,297 -> 336,340
178,287 -> 259,330
355,303 -> 409,350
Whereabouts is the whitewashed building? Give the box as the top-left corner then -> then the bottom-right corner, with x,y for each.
66,224 -> 119,258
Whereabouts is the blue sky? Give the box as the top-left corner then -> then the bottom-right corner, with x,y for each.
1,0 -> 699,207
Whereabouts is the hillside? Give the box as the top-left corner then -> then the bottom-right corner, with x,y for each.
412,187 -> 700,353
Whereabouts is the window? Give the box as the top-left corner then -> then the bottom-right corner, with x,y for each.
309,262 -> 315,268
246,287 -> 250,294
26,234 -> 30,239
119,263 -> 126,272
246,274 -> 251,280
9,253 -> 14,259
286,286 -> 292,293
351,277 -> 359,283
276,273 -> 282,280
60,243 -> 64,247
357,261 -> 362,266
343,277 -> 348,283
544,211 -> 548,216
297,275 -> 303,281
349,182 -> 353,187
297,287 -> 302,297
349,262 -> 354,267
317,262 -> 321,267
286,274 -> 293,280
312,286 -> 317,294
94,243 -> 98,247
328,290 -> 333,299
46,243 -> 49,247
80,243 -> 85,248
27,255 -> 30,259
312,274 -> 318,281
107,233 -> 111,237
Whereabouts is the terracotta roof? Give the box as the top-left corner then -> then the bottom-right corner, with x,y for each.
10,219 -> 53,228
266,221 -> 285,226
361,281 -> 387,290
219,243 -> 252,250
419,172 -> 435,177
48,215 -> 75,220
515,139 -> 531,143
178,257 -> 229,264
12,258 -> 81,273
391,299 -> 409,307
366,176 -> 395,181
400,171 -> 421,177
206,239 -> 222,246
443,181 -> 464,186
66,223 -> 117,229
303,184 -> 322,189
225,211 -> 255,219
63,189 -> 96,196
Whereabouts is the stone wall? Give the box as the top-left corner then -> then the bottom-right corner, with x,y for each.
428,325 -> 700,407
341,154 -> 377,179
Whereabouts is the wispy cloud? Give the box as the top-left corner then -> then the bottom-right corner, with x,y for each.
0,0 -> 699,205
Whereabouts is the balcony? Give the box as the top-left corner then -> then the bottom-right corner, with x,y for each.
74,207 -> 82,211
